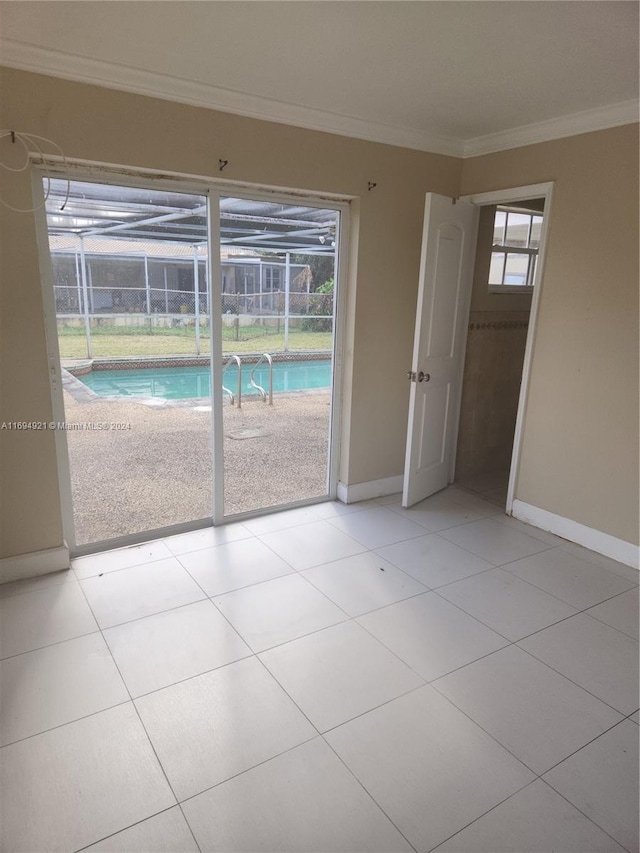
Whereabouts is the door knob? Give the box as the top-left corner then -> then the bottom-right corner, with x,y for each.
408,371 -> 431,383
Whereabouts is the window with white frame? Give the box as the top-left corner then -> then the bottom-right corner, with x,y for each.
489,206 -> 544,290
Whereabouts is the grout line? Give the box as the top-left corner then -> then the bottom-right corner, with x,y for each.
427,558 -> 638,646
513,641 -> 636,718
0,626 -> 101,663
500,557 -> 638,605
429,679 -> 547,777
82,591 -> 210,632
71,805 -> 187,853
517,595 -> 639,644
71,547 -> 177,581
534,778 -> 637,853
538,716 -> 634,779
73,580 -> 197,848
319,735 -> 420,853
0,573 -> 77,601
176,733 -> 321,806
353,599 -> 511,686
317,681 -> 427,737
426,778 -> 538,852
0,697 -> 132,751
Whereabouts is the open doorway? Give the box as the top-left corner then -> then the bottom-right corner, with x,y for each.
454,198 -> 546,507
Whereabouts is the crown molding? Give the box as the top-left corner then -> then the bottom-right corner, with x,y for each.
464,99 -> 639,158
0,39 -> 464,157
2,39 -> 637,161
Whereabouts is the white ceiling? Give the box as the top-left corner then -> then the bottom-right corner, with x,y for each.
1,1 -> 638,156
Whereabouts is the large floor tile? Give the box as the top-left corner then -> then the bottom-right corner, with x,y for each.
0,582 -> 98,659
178,538 -> 293,596
302,551 -> 427,617
163,522 -> 252,556
0,703 -> 175,853
259,520 -> 366,571
0,568 -> 76,600
85,807 -> 199,852
357,592 -> 507,681
494,514 -> 567,546
435,645 -> 621,774
103,600 -> 251,697
260,621 -> 422,731
135,657 -> 315,800
213,573 -> 346,652
0,632 -> 128,746
438,567 -> 577,640
519,613 -> 639,715
325,686 -> 533,853
505,548 -> 636,609
327,506 -> 427,549
587,588 -> 639,640
73,540 -> 173,580
376,533 -> 493,589
80,557 -> 206,629
242,506 -> 319,535
438,779 -> 627,852
388,492 -> 486,533
443,486 -> 505,517
560,542 -> 640,585
182,738 -> 413,853
544,720 -> 639,853
439,518 -> 551,565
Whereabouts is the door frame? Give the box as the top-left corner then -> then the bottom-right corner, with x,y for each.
31,159 -> 352,555
459,181 -> 554,514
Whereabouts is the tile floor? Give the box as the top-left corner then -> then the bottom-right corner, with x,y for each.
0,486 -> 638,853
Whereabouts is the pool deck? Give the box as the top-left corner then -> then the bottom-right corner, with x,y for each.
63,389 -> 331,545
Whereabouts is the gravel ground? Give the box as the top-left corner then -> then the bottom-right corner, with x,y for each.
63,390 -> 331,544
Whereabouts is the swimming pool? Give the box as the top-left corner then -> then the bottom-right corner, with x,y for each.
79,359 -> 332,399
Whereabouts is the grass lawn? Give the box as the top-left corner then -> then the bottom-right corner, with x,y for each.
58,326 -> 333,358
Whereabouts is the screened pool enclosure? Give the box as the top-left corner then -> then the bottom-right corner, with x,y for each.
46,180 -> 338,359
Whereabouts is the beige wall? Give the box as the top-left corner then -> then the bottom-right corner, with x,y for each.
0,66 -> 461,559
461,124 -> 640,545
1,67 -> 637,559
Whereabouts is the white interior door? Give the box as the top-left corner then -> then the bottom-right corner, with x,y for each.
402,193 -> 479,507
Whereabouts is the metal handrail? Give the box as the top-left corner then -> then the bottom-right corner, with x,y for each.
222,354 -> 242,408
249,353 -> 273,405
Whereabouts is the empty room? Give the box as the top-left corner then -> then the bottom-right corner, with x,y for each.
0,2 -> 638,852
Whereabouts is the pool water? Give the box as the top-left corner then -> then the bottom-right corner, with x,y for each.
80,360 -> 332,399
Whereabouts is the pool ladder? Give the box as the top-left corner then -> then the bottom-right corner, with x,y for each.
222,353 -> 273,408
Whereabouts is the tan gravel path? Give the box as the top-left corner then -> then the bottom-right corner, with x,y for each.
63,391 -> 330,545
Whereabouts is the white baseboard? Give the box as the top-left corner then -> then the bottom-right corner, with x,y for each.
0,545 -> 71,584
512,500 -> 639,569
337,475 -> 404,504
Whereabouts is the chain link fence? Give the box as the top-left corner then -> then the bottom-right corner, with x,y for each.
55,286 -> 334,358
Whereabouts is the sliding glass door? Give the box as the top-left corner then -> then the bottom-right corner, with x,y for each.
41,175 -> 343,551
217,195 -> 340,519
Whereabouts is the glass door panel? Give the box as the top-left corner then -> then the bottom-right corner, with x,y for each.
218,196 -> 340,516
44,178 -> 212,547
